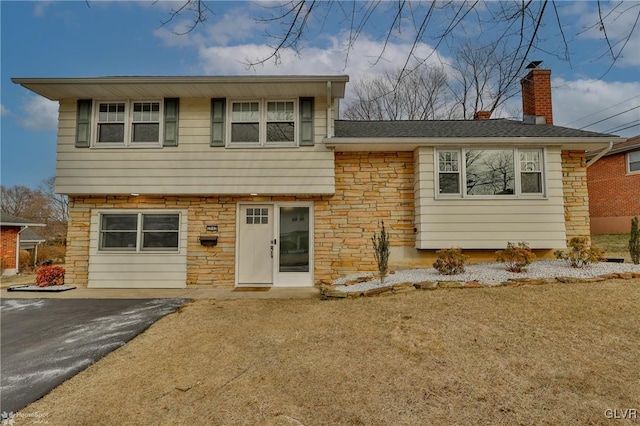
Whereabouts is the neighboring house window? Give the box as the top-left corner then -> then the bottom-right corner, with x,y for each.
99,213 -> 180,252
436,148 -> 545,197
94,100 -> 163,147
628,151 -> 640,173
229,100 -> 296,146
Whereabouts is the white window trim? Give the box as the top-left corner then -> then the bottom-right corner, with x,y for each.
92,100 -> 164,148
98,211 -> 182,253
434,147 -> 547,199
627,151 -> 640,175
227,99 -> 298,148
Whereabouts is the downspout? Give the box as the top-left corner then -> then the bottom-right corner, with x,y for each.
586,141 -> 614,167
16,226 -> 28,274
34,241 -> 42,268
326,80 -> 333,138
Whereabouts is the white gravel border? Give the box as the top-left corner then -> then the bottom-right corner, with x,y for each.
333,260 -> 640,293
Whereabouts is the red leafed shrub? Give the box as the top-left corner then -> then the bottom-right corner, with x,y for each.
35,265 -> 66,287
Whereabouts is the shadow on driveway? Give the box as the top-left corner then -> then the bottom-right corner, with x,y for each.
1,298 -> 188,414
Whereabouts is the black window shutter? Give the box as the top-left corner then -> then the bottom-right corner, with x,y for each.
75,99 -> 92,148
299,97 -> 314,146
211,98 -> 226,147
163,98 -> 179,147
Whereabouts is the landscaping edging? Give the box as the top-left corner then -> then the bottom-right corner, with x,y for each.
320,272 -> 640,300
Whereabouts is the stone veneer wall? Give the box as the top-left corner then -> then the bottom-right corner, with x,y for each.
315,152 -> 415,283
561,150 -> 591,244
64,151 -> 415,287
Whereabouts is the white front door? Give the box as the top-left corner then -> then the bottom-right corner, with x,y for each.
237,203 -> 314,287
237,205 -> 274,285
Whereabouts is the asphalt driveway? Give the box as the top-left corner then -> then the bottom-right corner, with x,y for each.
0,298 -> 188,414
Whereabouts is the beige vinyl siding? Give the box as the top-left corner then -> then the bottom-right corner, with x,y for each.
87,209 -> 187,288
56,98 -> 334,195
414,146 -> 567,249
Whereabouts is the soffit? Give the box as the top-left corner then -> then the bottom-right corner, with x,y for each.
11,76 -> 349,101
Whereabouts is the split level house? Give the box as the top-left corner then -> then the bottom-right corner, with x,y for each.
12,69 -> 625,289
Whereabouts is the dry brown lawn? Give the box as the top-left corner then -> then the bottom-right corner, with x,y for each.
15,279 -> 640,425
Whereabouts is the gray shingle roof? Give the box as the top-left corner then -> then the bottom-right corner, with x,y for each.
0,212 -> 45,226
334,119 -> 619,139
19,227 -> 46,242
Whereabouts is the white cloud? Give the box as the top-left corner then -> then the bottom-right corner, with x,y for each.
153,6 -> 262,48
153,23 -> 199,47
0,104 -> 10,116
204,12 -> 259,46
552,78 -> 640,136
18,96 -> 58,131
196,31 -> 448,81
33,1 -> 53,18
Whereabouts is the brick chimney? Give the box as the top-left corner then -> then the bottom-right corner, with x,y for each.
474,110 -> 491,120
521,68 -> 553,125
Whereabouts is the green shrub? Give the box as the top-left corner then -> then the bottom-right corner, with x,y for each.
496,242 -> 536,272
630,216 -> 639,265
35,265 -> 66,287
371,221 -> 390,283
554,237 -> 603,268
433,248 -> 468,275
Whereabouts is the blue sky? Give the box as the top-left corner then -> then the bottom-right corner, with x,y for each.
1,0 -> 639,189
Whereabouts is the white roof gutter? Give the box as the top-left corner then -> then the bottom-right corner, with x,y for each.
586,141 -> 615,168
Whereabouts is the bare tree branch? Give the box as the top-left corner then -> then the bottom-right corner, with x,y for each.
153,1 -> 639,95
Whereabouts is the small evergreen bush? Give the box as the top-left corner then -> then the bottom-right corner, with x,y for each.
433,248 -> 468,275
554,237 -> 603,268
496,241 -> 536,272
371,221 -> 390,283
630,216 -> 639,265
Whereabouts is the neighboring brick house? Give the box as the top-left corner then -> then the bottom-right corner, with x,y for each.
587,136 -> 640,234
0,213 -> 45,276
12,68 -> 623,289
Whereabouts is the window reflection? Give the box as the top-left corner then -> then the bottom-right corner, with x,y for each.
279,207 -> 309,272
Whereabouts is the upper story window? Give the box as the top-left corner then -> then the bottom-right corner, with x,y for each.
210,97 -> 314,148
628,151 -> 640,173
94,100 -> 162,147
229,100 -> 296,146
75,98 -> 179,149
436,148 -> 545,198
